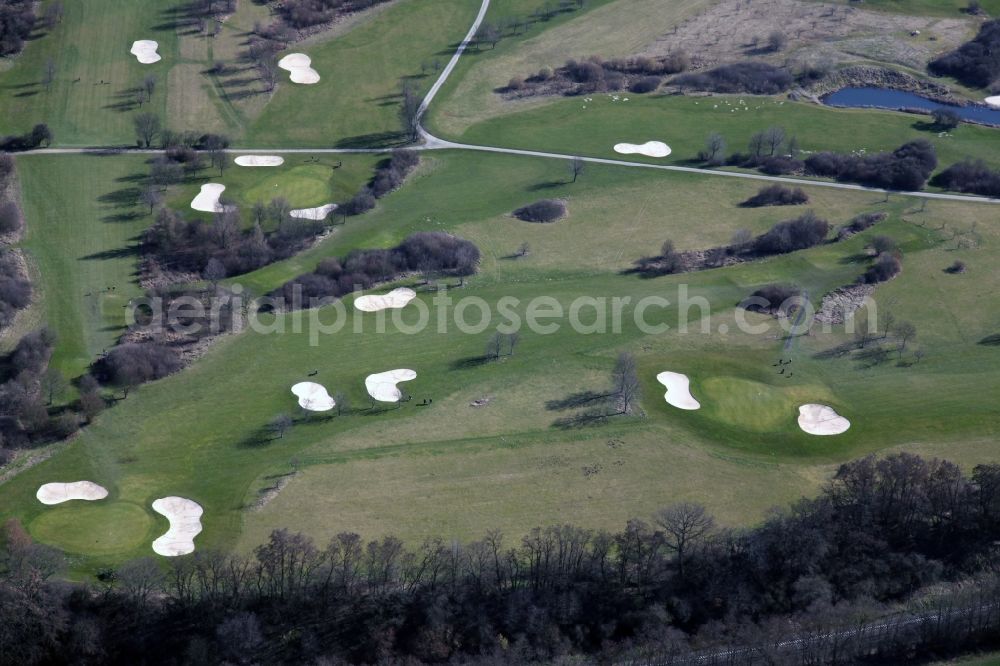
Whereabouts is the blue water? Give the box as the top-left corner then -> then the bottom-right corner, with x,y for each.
823,86 -> 1000,126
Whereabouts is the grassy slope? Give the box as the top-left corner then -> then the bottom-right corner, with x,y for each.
449,93 -> 1000,175
0,0 -> 180,145
3,150 -> 999,571
15,154 -> 151,378
243,0 -> 477,148
424,0 -> 689,136
0,0 -> 476,148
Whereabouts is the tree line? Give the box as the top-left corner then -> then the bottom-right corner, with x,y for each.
273,231 -> 480,305
5,453 -> 1000,663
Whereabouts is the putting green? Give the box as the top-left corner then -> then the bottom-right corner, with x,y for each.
699,376 -> 835,433
28,502 -> 154,556
239,165 -> 334,210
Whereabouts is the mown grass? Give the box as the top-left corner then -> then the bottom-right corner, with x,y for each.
3,150 -> 999,572
15,154 -> 152,379
0,0 -> 181,146
0,0 -> 476,148
451,94 -> 1000,176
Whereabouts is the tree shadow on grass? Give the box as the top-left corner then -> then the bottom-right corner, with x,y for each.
80,246 -> 140,261
979,333 -> 1000,346
450,355 -> 493,370
334,131 -> 409,149
98,187 -> 141,207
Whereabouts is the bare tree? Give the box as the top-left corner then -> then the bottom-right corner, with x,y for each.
269,413 -> 293,439
762,126 -> 786,156
894,321 -> 917,358
485,332 -> 503,360
399,82 -> 421,141
42,58 -> 56,91
44,1 -> 64,27
517,241 -> 530,257
704,132 -> 726,165
140,186 -> 162,213
40,368 -> 65,405
767,30 -> 788,52
655,502 -> 715,578
505,332 -> 520,356
133,112 -> 161,148
478,22 -> 501,49
570,157 -> 585,183
210,147 -> 228,176
612,352 -> 641,414
143,74 -> 158,100
203,257 -> 226,289
134,86 -> 149,108
333,391 -> 350,416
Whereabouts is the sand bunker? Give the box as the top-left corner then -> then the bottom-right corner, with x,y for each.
36,481 -> 109,505
278,53 -> 320,84
987,96 -> 1000,108
290,203 -> 337,220
235,155 -> 284,167
151,496 -> 203,556
190,183 -> 235,213
354,288 -> 416,313
797,403 -> 851,436
656,371 -> 701,410
366,369 -> 416,402
130,40 -> 161,64
291,381 -> 336,411
614,141 -> 671,158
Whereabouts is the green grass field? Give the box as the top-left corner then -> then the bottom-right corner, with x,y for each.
3,148 -> 999,573
447,93 -> 1000,176
0,0 -> 476,148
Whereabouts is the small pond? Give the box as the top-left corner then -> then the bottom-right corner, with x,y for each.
823,87 -> 1000,126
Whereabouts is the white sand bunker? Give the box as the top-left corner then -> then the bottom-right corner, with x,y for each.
291,381 -> 336,411
797,403 -> 851,436
366,369 -> 416,403
290,203 -> 337,220
151,496 -> 203,557
354,288 -> 416,312
614,141 -> 671,158
235,155 -> 284,167
190,183 -> 235,213
130,40 -> 161,65
656,371 -> 701,410
278,53 -> 320,84
986,96 -> 1000,108
36,481 -> 109,505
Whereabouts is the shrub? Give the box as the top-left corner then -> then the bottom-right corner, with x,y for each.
629,76 -> 661,93
0,201 -> 20,234
805,140 -> 936,191
673,62 -> 793,94
0,251 -> 32,327
751,212 -> 830,256
512,199 -> 566,222
945,260 -> 967,274
841,212 -> 887,236
93,343 -> 182,389
275,233 -> 480,306
932,159 -> 1000,197
928,19 -> 1000,87
740,185 -> 808,208
860,254 -> 901,284
931,108 -> 961,129
742,283 -> 801,313
757,156 -> 804,175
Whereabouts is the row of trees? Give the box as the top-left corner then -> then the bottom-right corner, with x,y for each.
0,123 -> 52,152
506,53 -> 688,97
277,0 -> 393,30
0,155 -> 29,330
273,231 -> 481,305
6,453 -> 1000,663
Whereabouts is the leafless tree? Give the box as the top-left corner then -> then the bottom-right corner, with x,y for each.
704,132 -> 726,165
269,413 -> 293,439
133,112 -> 161,148
42,58 -> 56,91
894,321 -> 917,358
399,82 -> 421,141
40,368 -> 65,405
768,30 -> 788,52
654,502 -> 715,578
485,332 -> 502,360
204,258 -> 226,289
140,186 -> 161,213
143,74 -> 157,100
763,126 -> 786,156
570,157 -> 585,183
612,352 -> 641,414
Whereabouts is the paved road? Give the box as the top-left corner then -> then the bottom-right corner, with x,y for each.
18,0 -> 1000,206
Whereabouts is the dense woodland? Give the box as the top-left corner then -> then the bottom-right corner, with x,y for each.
4,453 -> 1000,664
